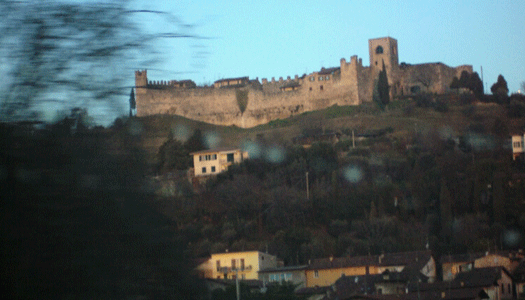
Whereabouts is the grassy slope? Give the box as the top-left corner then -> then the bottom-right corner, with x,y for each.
135,97 -> 519,165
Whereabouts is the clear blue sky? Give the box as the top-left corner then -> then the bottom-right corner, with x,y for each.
132,0 -> 524,94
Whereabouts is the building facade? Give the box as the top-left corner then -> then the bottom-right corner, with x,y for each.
203,251 -> 278,280
134,37 -> 472,128
512,133 -> 525,160
191,147 -> 248,177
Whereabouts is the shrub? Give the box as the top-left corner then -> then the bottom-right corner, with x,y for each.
433,100 -> 449,113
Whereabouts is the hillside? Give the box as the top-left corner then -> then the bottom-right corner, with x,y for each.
130,93 -> 525,264
135,95 -> 519,164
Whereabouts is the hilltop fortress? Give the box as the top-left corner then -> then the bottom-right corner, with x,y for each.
135,37 -> 472,128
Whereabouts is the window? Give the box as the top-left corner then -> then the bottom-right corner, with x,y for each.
410,86 -> 421,94
227,153 -> 234,163
318,76 -> 323,81
231,259 -> 236,270
314,270 -> 319,278
320,85 -> 323,91
202,167 -> 206,173
309,76 -> 315,82
216,260 -> 221,272
199,154 -> 217,161
376,46 -> 384,54
241,259 -> 245,270
211,166 -> 216,172
325,76 -> 330,80
309,87 -> 312,91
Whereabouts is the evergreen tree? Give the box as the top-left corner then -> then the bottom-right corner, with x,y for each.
450,76 -> 460,90
129,88 -> 136,117
491,74 -> 509,104
376,61 -> 390,109
184,128 -> 206,153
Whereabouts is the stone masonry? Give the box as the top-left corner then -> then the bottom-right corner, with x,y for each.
135,37 -> 473,128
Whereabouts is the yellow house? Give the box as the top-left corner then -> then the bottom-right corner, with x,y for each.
305,251 -> 435,287
191,147 -> 248,177
306,256 -> 378,287
442,251 -> 523,282
204,251 -> 278,280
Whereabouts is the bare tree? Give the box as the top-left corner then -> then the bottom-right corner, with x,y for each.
0,0 -> 202,123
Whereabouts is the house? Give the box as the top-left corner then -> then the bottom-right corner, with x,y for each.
452,267 -> 514,300
190,147 -> 248,177
442,251 -> 523,282
258,265 -> 308,289
513,260 -> 525,299
305,251 -> 435,288
309,272 -> 488,300
197,251 -> 279,281
442,253 -> 487,281
511,133 -> 525,160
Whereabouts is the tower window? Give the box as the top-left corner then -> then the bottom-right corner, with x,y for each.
376,46 -> 384,54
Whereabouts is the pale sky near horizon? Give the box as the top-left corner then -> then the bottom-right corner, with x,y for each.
132,0 -> 525,94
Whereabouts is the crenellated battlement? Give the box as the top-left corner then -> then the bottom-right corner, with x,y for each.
134,37 -> 472,128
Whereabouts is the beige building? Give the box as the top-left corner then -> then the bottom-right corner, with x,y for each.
191,147 -> 248,177
512,133 -> 525,160
198,251 -> 278,280
258,265 -> 308,289
305,251 -> 435,288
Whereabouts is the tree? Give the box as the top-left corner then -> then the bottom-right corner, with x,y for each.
129,88 -> 136,117
0,0 -> 199,123
375,61 -> 390,110
491,75 -> 509,104
450,71 -> 483,99
157,133 -> 191,173
184,128 -> 207,153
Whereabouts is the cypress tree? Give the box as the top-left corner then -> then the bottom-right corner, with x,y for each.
377,61 -> 390,109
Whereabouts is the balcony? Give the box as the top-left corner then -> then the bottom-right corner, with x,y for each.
217,265 -> 253,273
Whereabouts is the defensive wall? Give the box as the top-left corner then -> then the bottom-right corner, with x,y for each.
135,37 -> 472,128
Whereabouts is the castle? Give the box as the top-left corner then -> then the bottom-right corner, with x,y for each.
134,37 -> 472,128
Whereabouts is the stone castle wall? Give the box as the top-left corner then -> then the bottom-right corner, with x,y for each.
135,37 -> 472,128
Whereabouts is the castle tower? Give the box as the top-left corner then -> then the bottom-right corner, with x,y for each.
135,70 -> 148,95
369,37 -> 398,73
368,37 -> 399,96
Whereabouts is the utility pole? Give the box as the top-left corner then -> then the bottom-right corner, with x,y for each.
481,66 -> 484,95
352,129 -> 355,148
306,172 -> 309,200
236,268 -> 240,300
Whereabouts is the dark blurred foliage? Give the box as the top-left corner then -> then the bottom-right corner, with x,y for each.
0,119 -> 205,299
172,130 -> 525,264
156,128 -> 207,173
0,0 -> 201,123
